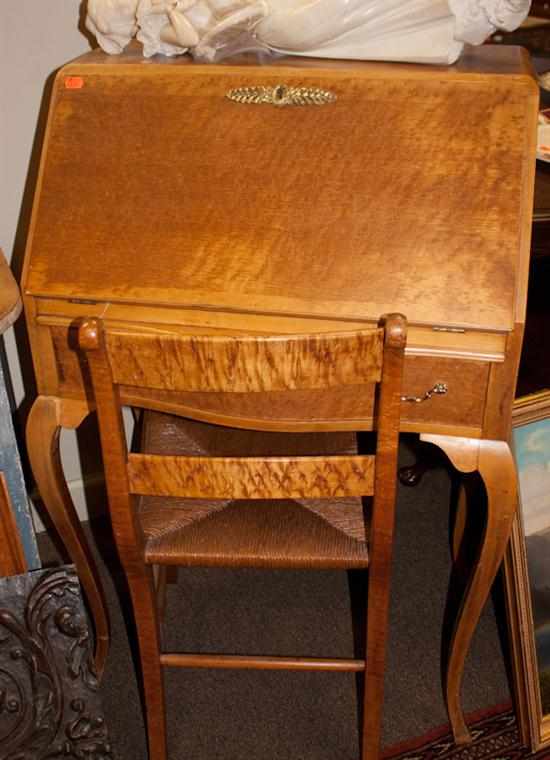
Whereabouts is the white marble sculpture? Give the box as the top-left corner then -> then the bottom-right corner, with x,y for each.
86,0 -> 531,65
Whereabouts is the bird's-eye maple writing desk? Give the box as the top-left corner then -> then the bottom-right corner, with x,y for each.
22,44 -> 538,743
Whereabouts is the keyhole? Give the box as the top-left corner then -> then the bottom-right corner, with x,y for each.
273,85 -> 287,105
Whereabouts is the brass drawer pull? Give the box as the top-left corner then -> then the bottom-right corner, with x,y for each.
401,383 -> 448,404
226,84 -> 337,107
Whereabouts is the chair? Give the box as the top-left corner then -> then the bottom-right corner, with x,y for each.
78,313 -> 407,760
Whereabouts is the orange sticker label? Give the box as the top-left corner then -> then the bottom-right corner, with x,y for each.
65,76 -> 84,90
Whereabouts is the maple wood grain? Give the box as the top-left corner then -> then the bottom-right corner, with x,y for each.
45,322 -> 490,435
105,329 -> 383,392
128,453 -> 375,499
25,50 -> 536,334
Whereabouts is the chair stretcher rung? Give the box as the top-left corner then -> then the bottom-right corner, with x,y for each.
159,653 -> 365,672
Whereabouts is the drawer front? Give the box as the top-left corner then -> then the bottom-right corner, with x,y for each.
400,355 -> 489,435
48,323 -> 489,436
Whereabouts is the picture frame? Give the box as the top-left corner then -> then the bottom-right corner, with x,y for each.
506,390 -> 550,751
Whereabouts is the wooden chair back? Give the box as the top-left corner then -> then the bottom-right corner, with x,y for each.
78,314 -> 406,760
78,315 -> 406,507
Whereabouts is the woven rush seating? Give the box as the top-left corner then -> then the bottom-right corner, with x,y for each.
138,413 -> 371,569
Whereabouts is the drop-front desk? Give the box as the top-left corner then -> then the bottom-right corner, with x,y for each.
22,44 -> 538,744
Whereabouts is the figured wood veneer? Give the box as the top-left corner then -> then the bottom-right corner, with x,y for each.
78,316 -> 401,568
105,329 -> 383,392
137,409 -> 368,542
25,47 -> 536,334
22,46 -> 538,448
128,453 -> 375,499
45,321 -> 490,434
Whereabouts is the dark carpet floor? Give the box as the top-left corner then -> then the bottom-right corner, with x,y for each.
38,436 -> 511,760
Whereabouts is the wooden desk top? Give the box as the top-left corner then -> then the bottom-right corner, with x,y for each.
0,251 -> 21,335
25,45 -> 537,335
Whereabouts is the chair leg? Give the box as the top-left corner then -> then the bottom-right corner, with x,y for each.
128,566 -> 168,760
361,556 -> 393,760
154,565 -> 168,648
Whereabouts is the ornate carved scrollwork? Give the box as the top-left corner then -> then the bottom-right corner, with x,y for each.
0,566 -> 113,759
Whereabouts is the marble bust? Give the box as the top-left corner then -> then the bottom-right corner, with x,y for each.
86,0 -> 531,65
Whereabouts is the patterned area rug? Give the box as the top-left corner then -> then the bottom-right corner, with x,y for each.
384,706 -> 550,760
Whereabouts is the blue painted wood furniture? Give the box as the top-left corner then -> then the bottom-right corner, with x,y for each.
0,250 -> 40,570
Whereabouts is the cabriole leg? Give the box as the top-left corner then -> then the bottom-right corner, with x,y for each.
420,435 -> 517,744
26,394 -> 110,677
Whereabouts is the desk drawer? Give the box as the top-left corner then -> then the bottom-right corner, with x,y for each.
400,355 -> 489,436
47,323 -> 489,437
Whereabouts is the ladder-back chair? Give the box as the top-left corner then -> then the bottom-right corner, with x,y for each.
78,313 -> 407,760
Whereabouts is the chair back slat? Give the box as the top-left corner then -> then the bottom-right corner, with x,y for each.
127,453 -> 375,500
104,329 -> 384,393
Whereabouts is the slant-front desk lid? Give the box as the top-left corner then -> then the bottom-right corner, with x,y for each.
25,45 -> 538,333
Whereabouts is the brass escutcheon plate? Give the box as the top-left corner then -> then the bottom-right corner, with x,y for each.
226,84 -> 337,107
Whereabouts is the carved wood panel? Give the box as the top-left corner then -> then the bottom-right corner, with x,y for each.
0,566 -> 114,759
